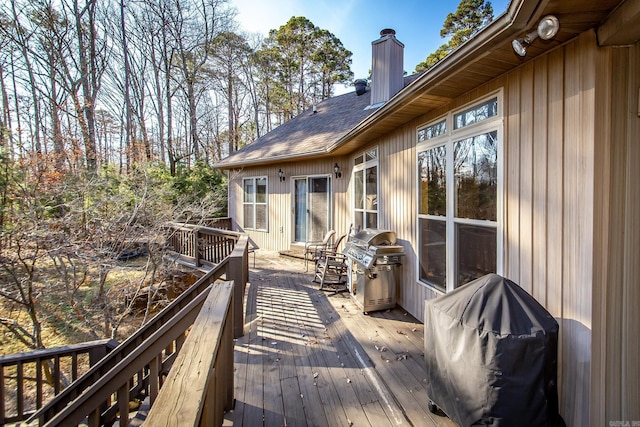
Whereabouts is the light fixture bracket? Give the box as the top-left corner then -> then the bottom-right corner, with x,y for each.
333,163 -> 342,179
512,15 -> 560,57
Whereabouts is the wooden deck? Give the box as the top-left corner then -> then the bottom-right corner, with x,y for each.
226,251 -> 456,427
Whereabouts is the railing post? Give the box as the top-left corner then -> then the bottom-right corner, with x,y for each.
228,246 -> 246,338
193,227 -> 201,267
1,365 -> 5,426
89,345 -> 105,367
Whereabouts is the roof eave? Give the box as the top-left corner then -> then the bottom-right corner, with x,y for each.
216,149 -> 328,170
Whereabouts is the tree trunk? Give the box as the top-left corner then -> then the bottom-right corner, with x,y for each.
120,0 -> 133,171
73,0 -> 98,172
11,0 -> 42,154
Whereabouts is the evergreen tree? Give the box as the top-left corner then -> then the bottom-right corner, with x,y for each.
415,0 -> 493,72
256,17 -> 353,122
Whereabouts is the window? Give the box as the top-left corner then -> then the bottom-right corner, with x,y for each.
243,177 -> 267,230
353,148 -> 378,229
417,95 -> 501,292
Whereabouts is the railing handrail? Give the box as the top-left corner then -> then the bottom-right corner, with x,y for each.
27,262 -> 227,425
0,339 -> 119,365
164,221 -> 240,239
43,283 -> 218,426
0,339 -> 119,425
144,281 -> 234,426
26,231 -> 249,426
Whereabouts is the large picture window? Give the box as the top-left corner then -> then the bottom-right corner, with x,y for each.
243,177 -> 267,230
417,95 -> 501,292
353,148 -> 378,230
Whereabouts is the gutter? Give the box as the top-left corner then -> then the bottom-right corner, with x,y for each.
216,149 -> 328,170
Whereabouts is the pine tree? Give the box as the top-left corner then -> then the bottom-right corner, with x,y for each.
415,0 -> 493,72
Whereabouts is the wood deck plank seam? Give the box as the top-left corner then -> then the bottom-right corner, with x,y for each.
257,276 -> 287,426
331,296 -> 455,427
282,277 -> 351,426
281,274 -> 332,427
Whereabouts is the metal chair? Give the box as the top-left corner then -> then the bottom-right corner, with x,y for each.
304,230 -> 335,271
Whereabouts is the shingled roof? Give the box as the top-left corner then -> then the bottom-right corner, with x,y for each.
214,88 -> 375,168
215,73 -> 423,169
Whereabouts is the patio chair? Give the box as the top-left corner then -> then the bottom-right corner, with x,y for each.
314,252 -> 349,294
304,230 -> 335,271
313,232 -> 349,294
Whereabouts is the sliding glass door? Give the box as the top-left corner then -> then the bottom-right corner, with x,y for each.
294,176 -> 331,243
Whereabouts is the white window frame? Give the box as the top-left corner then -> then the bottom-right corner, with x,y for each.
352,147 -> 379,230
242,176 -> 268,231
416,91 -> 504,293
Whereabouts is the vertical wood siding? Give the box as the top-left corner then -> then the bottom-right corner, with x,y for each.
227,158 -> 351,252
224,29 -> 638,427
373,30 -> 607,426
620,41 -> 640,423
593,40 -> 640,425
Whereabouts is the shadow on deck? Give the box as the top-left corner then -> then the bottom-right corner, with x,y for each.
227,251 -> 456,427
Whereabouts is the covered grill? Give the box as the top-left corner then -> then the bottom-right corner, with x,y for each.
424,274 -> 563,426
344,229 -> 405,312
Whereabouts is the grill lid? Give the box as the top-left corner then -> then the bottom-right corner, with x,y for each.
350,229 -> 396,246
345,228 -> 404,269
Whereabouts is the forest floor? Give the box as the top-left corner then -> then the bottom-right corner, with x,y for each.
0,256 -> 197,357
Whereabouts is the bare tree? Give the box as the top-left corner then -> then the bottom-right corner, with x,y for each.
4,0 -> 43,154
164,0 -> 234,161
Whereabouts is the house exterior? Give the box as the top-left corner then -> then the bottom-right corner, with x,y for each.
215,0 -> 640,425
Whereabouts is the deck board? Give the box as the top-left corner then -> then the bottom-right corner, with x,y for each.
225,251 -> 457,427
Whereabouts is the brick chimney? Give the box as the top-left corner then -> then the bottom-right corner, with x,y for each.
370,29 -> 404,105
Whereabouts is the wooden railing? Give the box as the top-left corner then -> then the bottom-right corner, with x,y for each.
4,229 -> 249,426
0,340 -> 118,425
202,217 -> 233,230
164,221 -> 240,269
144,281 -> 234,426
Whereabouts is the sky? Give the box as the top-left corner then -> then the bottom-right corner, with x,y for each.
231,0 -> 511,93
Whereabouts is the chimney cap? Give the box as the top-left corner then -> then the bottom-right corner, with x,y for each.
354,79 -> 367,96
380,28 -> 396,37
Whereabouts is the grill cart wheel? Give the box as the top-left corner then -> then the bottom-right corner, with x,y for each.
428,400 -> 439,414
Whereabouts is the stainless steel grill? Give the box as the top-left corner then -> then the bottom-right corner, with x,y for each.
344,229 -> 405,312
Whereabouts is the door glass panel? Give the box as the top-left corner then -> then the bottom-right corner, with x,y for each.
308,177 -> 329,241
365,166 -> 377,210
294,179 -> 307,242
366,212 -> 377,229
354,211 -> 363,230
354,170 -> 364,209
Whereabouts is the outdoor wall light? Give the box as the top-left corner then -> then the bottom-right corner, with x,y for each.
334,163 -> 342,179
512,15 -> 560,57
278,169 -> 285,182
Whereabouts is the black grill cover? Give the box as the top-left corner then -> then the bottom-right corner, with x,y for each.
423,274 -> 561,426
